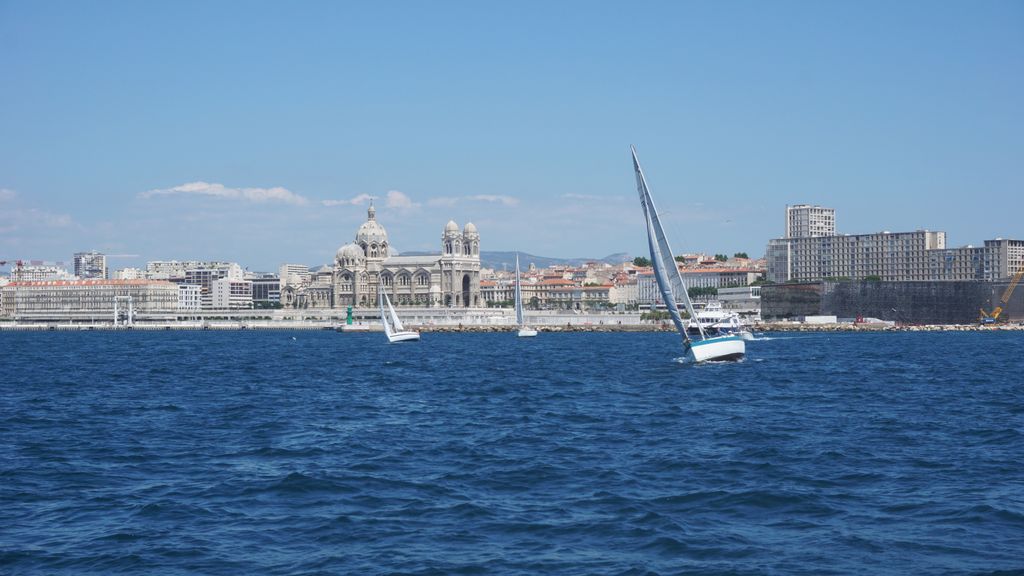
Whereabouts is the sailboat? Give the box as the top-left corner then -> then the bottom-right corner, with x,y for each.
379,283 -> 420,343
514,253 -> 538,337
632,146 -> 745,363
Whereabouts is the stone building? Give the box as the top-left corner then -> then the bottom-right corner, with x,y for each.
282,204 -> 481,309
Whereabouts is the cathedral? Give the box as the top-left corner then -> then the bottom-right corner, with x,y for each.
281,204 -> 482,309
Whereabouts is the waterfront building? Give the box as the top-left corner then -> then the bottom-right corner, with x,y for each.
282,204 -> 481,309
178,284 -> 201,311
1,279 -> 179,322
480,279 -> 514,306
184,263 -> 244,309
786,204 -> 835,238
73,251 -> 107,279
9,264 -> 74,282
608,279 -> 639,306
212,278 -> 253,310
766,206 -> 1022,283
250,274 -> 281,307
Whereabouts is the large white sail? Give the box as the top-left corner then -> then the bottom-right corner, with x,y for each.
632,146 -> 705,341
514,253 -> 525,326
378,284 -> 394,338
386,291 -> 405,332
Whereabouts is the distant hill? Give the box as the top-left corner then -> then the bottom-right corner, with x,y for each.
398,250 -> 634,271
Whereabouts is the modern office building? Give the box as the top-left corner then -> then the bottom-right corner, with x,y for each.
250,275 -> 281,307
73,251 -> 107,279
178,284 -> 201,312
184,263 -> 244,308
211,278 -> 253,310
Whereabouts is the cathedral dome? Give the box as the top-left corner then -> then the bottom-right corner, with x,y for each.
463,222 -> 478,236
336,242 -> 365,264
444,220 -> 459,234
356,204 -> 388,245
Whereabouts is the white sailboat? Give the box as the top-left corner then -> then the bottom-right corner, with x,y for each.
379,283 -> 420,343
632,146 -> 745,363
514,253 -> 538,337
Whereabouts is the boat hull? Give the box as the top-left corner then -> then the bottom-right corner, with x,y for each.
517,328 -> 538,337
687,335 -> 745,363
387,331 -> 420,343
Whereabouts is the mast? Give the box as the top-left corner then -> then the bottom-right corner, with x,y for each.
514,252 -> 524,326
378,283 -> 392,337
632,146 -> 705,341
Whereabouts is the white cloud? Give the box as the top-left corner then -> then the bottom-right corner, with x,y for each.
139,181 -> 309,206
322,193 -> 374,207
427,196 -> 459,207
0,188 -> 16,202
385,190 -> 419,210
468,194 -> 519,207
424,194 -> 520,207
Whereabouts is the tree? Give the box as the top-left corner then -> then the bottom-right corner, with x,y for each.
687,286 -> 718,298
714,254 -> 728,262
633,256 -> 651,267
733,252 -> 749,259
674,255 -> 686,262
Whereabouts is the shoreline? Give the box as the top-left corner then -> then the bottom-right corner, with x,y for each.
1,321 -> 1021,332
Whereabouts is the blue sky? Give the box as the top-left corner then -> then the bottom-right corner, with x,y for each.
1,0 -> 1021,272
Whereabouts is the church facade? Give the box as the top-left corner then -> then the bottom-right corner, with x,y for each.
281,205 -> 482,309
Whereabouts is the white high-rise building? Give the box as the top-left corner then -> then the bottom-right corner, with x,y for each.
785,204 -> 835,238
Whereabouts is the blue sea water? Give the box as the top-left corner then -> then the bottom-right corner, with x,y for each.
1,330 -> 1023,575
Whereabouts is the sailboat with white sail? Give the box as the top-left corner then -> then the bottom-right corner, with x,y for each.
379,283 -> 420,343
632,146 -> 745,363
514,253 -> 537,337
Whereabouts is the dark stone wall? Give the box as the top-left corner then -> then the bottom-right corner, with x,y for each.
761,283 -> 823,320
762,280 -> 1022,324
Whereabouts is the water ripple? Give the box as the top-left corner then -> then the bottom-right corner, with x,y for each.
1,330 -> 1022,575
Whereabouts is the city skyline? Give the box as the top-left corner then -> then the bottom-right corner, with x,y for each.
2,1 -> 1022,271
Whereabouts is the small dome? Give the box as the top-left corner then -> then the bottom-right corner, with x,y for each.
354,202 -> 388,246
336,243 -> 364,262
463,222 -> 477,235
444,220 -> 459,233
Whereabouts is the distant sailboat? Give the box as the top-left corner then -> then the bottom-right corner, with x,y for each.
514,253 -> 537,337
632,146 -> 745,363
379,283 -> 420,343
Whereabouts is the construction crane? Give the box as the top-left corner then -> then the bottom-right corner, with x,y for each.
980,266 -> 1024,324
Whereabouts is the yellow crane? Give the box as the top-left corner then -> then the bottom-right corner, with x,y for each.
980,266 -> 1024,323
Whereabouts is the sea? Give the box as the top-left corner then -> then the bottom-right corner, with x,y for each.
1,330 -> 1022,575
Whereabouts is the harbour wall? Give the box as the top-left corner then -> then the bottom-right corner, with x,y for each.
761,280 -> 1022,324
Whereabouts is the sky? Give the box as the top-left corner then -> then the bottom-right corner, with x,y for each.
1,0 -> 1021,272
